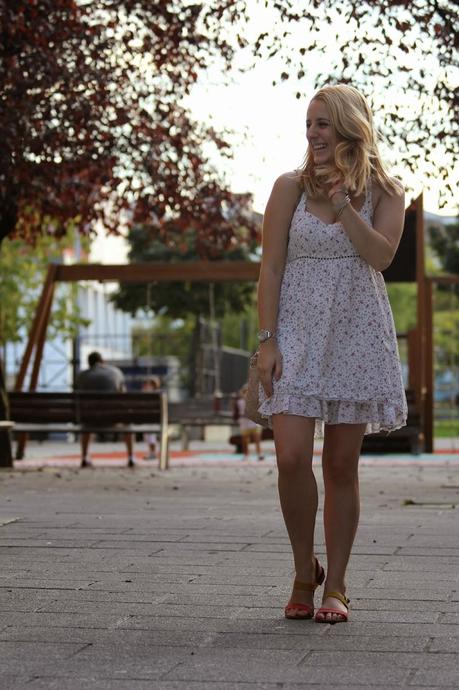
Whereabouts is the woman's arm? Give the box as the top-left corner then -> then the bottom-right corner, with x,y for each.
330,180 -> 405,272
257,172 -> 302,396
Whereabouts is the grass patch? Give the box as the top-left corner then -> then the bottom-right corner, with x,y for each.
434,419 -> 459,437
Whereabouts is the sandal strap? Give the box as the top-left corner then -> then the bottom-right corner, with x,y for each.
324,591 -> 350,608
293,578 -> 317,592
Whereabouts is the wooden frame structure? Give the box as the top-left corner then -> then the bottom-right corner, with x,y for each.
13,193 -> 438,454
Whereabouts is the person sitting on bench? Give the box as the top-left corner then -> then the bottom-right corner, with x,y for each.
75,351 -> 134,468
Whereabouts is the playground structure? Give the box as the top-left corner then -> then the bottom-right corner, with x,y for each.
10,193 -> 458,456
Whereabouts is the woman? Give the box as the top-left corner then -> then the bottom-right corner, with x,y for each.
256,84 -> 407,623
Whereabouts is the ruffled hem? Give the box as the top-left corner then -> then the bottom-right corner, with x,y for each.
258,390 -> 407,438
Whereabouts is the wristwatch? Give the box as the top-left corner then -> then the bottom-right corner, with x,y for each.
257,329 -> 276,343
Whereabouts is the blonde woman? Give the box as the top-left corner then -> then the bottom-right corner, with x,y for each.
257,84 -> 407,623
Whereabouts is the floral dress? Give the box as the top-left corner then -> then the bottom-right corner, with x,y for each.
258,180 -> 408,438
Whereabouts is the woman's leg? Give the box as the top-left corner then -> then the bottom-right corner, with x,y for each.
272,415 -> 318,608
253,429 -> 264,459
317,422 -> 366,622
80,432 -> 91,466
241,430 -> 249,458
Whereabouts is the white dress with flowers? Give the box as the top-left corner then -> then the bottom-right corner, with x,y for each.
258,180 -> 408,437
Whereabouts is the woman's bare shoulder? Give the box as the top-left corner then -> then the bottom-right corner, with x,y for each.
372,176 -> 405,208
271,170 -> 303,199
373,176 -> 404,195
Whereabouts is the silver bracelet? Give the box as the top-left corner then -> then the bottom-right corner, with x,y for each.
335,194 -> 351,217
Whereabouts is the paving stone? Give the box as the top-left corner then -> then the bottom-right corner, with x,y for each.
439,612 -> 459,624
305,650 -> 457,669
344,587 -> 450,601
0,626 -> 211,647
1,611 -> 140,629
409,669 -> 459,686
314,622 -> 459,638
0,641 -> 87,673
0,539 -> 101,548
0,676 -> 34,689
204,631 -> 429,652
1,642 -> 189,679
428,636 -> 459,652
397,547 -> 459,557
0,579 -> 98,591
164,647 -> 410,684
24,681 -> 406,690
344,609 -> 440,624
122,616 -> 327,634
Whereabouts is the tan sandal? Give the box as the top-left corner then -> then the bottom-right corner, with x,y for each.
314,590 -> 350,623
284,558 -> 325,620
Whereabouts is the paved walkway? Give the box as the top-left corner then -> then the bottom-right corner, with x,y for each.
1,443 -> 458,689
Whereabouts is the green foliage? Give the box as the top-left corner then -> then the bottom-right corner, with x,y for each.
132,316 -> 194,362
434,307 -> 459,367
428,221 -> 459,277
220,298 -> 258,351
112,224 -> 259,395
434,419 -> 459,438
111,225 -> 257,320
0,234 -> 90,348
427,218 -> 459,380
132,316 -> 195,390
386,283 -> 417,333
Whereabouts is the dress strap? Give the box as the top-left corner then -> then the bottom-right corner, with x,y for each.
364,177 -> 373,218
302,188 -> 308,212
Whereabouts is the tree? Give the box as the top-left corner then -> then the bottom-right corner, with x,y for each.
0,0 -> 258,245
0,0 -> 259,430
111,220 -> 257,394
429,220 -> 459,276
0,232 -> 90,365
427,218 -> 459,382
249,0 -> 458,208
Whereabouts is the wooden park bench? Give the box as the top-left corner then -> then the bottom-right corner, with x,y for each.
2,390 -> 170,469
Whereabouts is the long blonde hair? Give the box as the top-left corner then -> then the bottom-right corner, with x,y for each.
300,84 -> 401,198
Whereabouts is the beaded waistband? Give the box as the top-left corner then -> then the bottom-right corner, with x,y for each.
288,254 -> 359,263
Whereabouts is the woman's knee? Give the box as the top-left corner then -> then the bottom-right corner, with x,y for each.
322,453 -> 359,485
273,416 -> 315,477
276,447 -> 312,477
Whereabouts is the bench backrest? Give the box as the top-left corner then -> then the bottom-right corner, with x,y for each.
77,392 -> 163,425
9,392 -> 77,424
9,391 -> 166,425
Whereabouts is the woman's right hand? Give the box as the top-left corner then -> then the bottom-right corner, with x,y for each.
257,339 -> 282,398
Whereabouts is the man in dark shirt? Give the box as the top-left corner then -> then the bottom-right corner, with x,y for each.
75,352 -> 134,468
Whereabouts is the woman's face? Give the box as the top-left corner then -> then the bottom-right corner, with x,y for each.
306,99 -> 338,166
